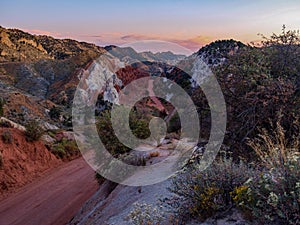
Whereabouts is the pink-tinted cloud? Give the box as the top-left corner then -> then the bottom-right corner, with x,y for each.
171,36 -> 214,51
121,34 -> 159,41
80,35 -> 102,38
20,28 -> 214,53
22,29 -> 62,37
118,34 -> 213,51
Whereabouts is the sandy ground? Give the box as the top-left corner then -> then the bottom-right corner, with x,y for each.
0,157 -> 98,225
69,142 -> 188,225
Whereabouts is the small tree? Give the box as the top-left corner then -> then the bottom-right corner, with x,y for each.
260,25 -> 300,80
25,120 -> 44,142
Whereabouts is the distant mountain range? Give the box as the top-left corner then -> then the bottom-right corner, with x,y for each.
0,25 -> 245,128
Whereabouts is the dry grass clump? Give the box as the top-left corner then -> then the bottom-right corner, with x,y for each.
242,117 -> 300,224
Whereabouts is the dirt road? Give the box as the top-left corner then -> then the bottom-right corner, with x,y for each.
0,157 -> 98,225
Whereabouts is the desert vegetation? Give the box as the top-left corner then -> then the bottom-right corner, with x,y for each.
126,26 -> 300,225
24,119 -> 44,142
159,116 -> 299,225
96,107 -> 151,157
179,26 -> 299,224
50,138 -> 80,160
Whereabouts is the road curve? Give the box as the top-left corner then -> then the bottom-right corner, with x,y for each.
0,157 -> 98,225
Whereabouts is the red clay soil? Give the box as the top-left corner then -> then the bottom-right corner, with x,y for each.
147,79 -> 166,112
0,156 -> 98,225
0,128 -> 61,196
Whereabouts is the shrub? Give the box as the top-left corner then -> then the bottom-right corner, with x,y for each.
167,112 -> 181,133
50,139 -> 80,160
96,110 -> 131,156
49,106 -> 61,120
63,140 -> 79,153
260,25 -> 300,80
128,202 -> 165,225
130,116 -> 151,140
96,108 -> 150,156
25,120 -> 44,142
2,130 -> 13,144
240,119 -> 300,224
205,26 -> 300,158
215,45 -> 295,158
51,143 -> 66,158
164,156 -> 256,222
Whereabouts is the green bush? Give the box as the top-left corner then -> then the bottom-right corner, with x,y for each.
50,139 -> 80,160
51,143 -> 66,158
2,130 -> 13,144
96,110 -> 130,156
25,120 -> 44,142
96,108 -> 150,156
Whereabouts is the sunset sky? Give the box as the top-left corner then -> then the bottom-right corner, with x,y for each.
1,0 -> 299,53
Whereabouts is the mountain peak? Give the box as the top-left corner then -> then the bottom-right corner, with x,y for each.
196,39 -> 246,66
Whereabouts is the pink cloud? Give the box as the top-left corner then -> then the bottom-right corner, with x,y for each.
20,28 -> 214,53
121,34 -> 159,41
119,34 -> 213,52
23,29 -> 62,37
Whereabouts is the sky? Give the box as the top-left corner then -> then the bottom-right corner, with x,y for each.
1,0 -> 300,54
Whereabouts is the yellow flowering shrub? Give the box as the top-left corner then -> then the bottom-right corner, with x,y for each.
165,157 -> 256,222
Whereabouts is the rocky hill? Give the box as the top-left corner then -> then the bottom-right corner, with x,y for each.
0,26 -> 105,62
0,26 -> 108,127
196,39 -> 246,66
0,26 -> 187,127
